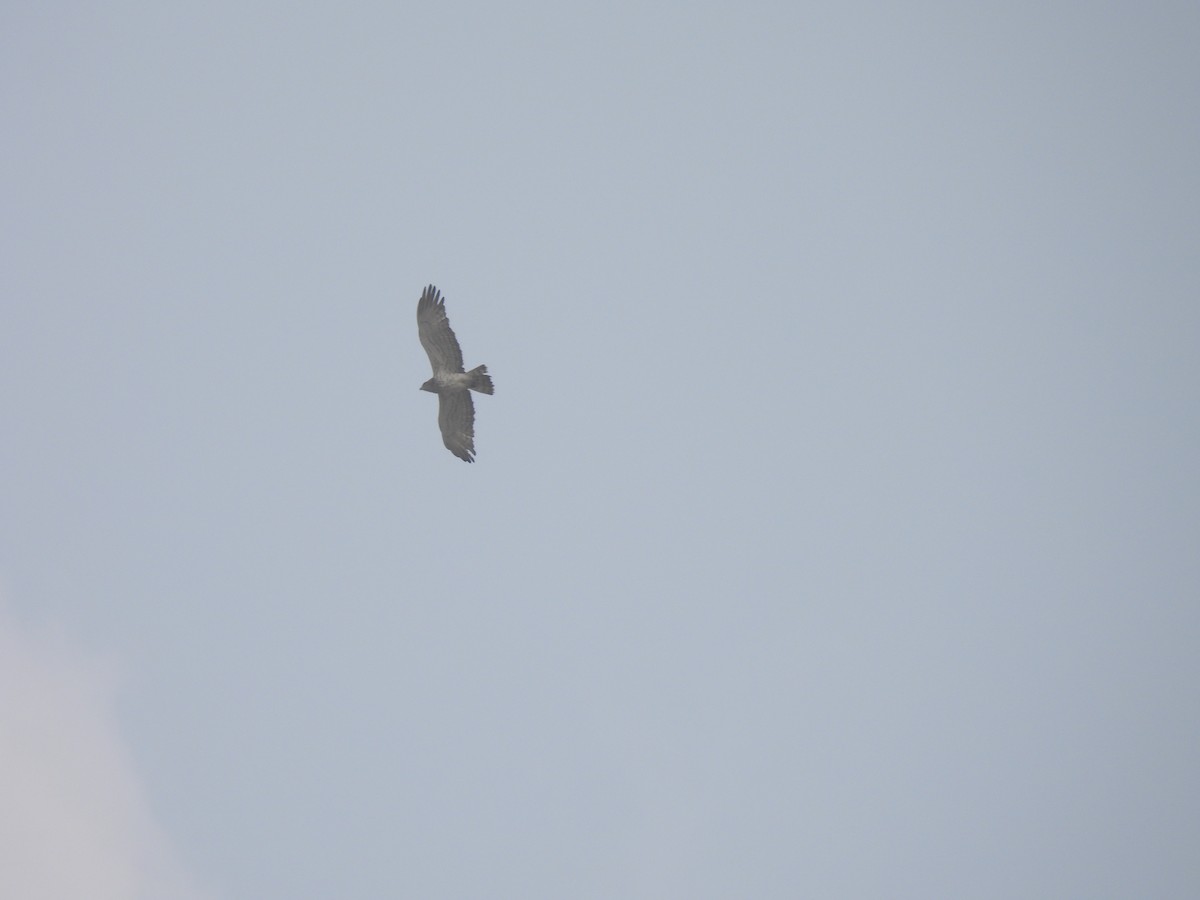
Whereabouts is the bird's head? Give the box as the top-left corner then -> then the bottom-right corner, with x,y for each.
420,378 -> 438,393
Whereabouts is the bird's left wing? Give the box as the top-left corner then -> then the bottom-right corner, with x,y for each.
417,285 -> 465,373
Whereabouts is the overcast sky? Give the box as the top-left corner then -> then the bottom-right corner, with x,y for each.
3,3 -> 1198,898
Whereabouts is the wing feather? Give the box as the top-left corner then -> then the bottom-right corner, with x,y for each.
417,285 -> 465,373
437,389 -> 477,463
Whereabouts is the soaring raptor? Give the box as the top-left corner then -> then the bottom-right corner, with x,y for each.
417,284 -> 493,462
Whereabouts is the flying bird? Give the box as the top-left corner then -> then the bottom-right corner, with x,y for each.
417,284 -> 493,462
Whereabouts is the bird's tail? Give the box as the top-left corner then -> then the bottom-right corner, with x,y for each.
468,364 -> 494,395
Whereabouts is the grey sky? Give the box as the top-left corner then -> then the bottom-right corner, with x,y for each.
3,3 -> 1198,898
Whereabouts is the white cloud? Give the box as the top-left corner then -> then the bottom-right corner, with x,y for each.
0,601 -> 214,900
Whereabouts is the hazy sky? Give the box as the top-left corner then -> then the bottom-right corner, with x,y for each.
3,3 -> 1198,898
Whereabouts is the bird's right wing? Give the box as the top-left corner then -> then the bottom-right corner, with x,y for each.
437,389 -> 477,463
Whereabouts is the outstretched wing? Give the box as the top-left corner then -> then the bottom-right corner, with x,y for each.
417,285 -> 465,374
437,389 -> 477,463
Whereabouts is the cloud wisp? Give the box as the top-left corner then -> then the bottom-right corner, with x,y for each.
0,601 -> 213,900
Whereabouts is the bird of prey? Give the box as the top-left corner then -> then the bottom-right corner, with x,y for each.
417,284 -> 494,462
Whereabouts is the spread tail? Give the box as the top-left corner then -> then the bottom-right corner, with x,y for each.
468,364 -> 494,395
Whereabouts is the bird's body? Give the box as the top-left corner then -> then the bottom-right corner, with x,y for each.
421,370 -> 478,392
417,285 -> 493,462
